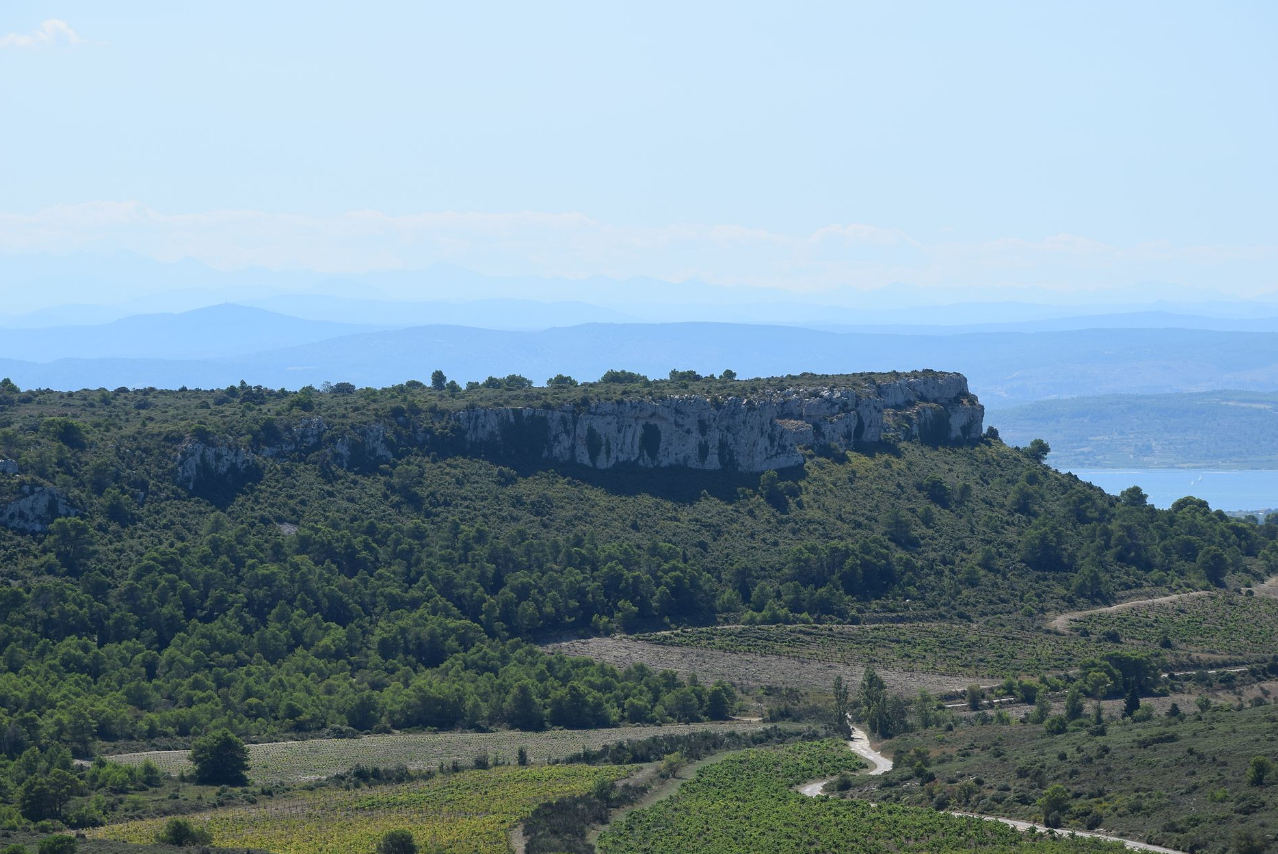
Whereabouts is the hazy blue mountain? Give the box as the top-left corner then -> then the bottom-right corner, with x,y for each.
993,390 -> 1278,469
0,304 -> 383,361
244,294 -> 637,328
808,310 -> 1278,335
7,251 -> 1278,329
2,323 -> 1277,407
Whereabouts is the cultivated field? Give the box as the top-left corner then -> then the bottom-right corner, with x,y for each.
597,740 -> 1119,854
544,635 -> 978,692
604,589 -> 1278,685
93,763 -> 633,854
871,703 -> 1278,854
103,721 -> 778,784
633,623 -> 1100,678
1073,592 -> 1278,661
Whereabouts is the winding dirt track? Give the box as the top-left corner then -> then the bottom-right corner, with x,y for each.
800,723 -> 1188,854
1046,590 -> 1212,633
1048,574 -> 1278,633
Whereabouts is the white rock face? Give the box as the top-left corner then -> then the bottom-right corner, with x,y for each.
167,373 -> 983,498
1,485 -> 77,533
451,372 -> 982,472
332,424 -> 394,470
175,441 -> 260,493
259,417 -> 329,458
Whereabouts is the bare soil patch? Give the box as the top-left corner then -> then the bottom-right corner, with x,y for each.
544,636 -> 973,695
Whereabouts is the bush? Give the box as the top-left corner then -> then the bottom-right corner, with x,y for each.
36,838 -> 76,854
157,817 -> 213,846
1246,756 -> 1272,787
190,730 -> 250,786
376,829 -> 418,854
1234,829 -> 1266,854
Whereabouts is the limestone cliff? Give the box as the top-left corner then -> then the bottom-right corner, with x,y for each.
449,371 -> 982,472
175,440 -> 261,496
1,485 -> 77,533
180,372 -> 984,495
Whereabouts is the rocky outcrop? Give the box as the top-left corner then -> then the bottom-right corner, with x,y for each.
175,440 -> 261,496
1,485 -> 77,533
172,373 -> 984,491
451,372 -> 983,472
0,460 -> 18,476
259,417 -> 329,459
332,424 -> 395,471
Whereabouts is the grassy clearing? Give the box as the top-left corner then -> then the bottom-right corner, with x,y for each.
597,740 -> 1121,854
103,721 -> 777,783
868,703 -> 1278,854
93,764 -> 633,854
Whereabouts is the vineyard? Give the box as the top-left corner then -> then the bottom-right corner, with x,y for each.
640,591 -> 1278,680
871,702 -> 1278,854
1073,593 -> 1278,661
638,623 -> 1121,679
596,740 -> 1123,854
103,721 -> 776,783
92,763 -> 633,854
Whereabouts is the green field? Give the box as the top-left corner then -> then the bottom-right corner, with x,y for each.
94,763 -> 632,854
1074,593 -> 1278,661
870,703 -> 1278,854
104,721 -> 778,783
597,740 -> 1122,854
641,622 -> 1112,679
642,590 -> 1278,680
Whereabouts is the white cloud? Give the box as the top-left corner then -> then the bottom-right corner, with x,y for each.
0,201 -> 1273,298
0,19 -> 85,49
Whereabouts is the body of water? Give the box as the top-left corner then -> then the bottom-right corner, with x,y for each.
1069,469 -> 1278,512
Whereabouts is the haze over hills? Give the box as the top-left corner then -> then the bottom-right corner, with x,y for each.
7,251 -> 1278,328
0,304 -> 382,361
2,313 -> 1278,409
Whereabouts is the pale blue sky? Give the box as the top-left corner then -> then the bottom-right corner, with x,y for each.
1,2 -> 1275,300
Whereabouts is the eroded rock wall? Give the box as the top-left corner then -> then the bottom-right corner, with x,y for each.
452,372 -> 982,471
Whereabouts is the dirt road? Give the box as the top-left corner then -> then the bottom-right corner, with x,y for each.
797,725 -> 891,796
1046,590 -> 1213,633
800,723 -> 1188,854
1048,574 -> 1278,633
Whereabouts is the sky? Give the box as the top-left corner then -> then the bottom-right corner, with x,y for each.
1,2 -> 1276,305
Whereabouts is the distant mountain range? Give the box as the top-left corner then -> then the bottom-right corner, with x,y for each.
1,306 -> 1277,408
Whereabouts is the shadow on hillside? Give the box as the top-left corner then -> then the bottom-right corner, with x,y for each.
512,459 -> 808,505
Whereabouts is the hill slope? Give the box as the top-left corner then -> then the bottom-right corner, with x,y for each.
0,372 -> 1272,760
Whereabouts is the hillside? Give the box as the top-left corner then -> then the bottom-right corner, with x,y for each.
1,371 -> 1273,754
994,391 -> 1278,469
